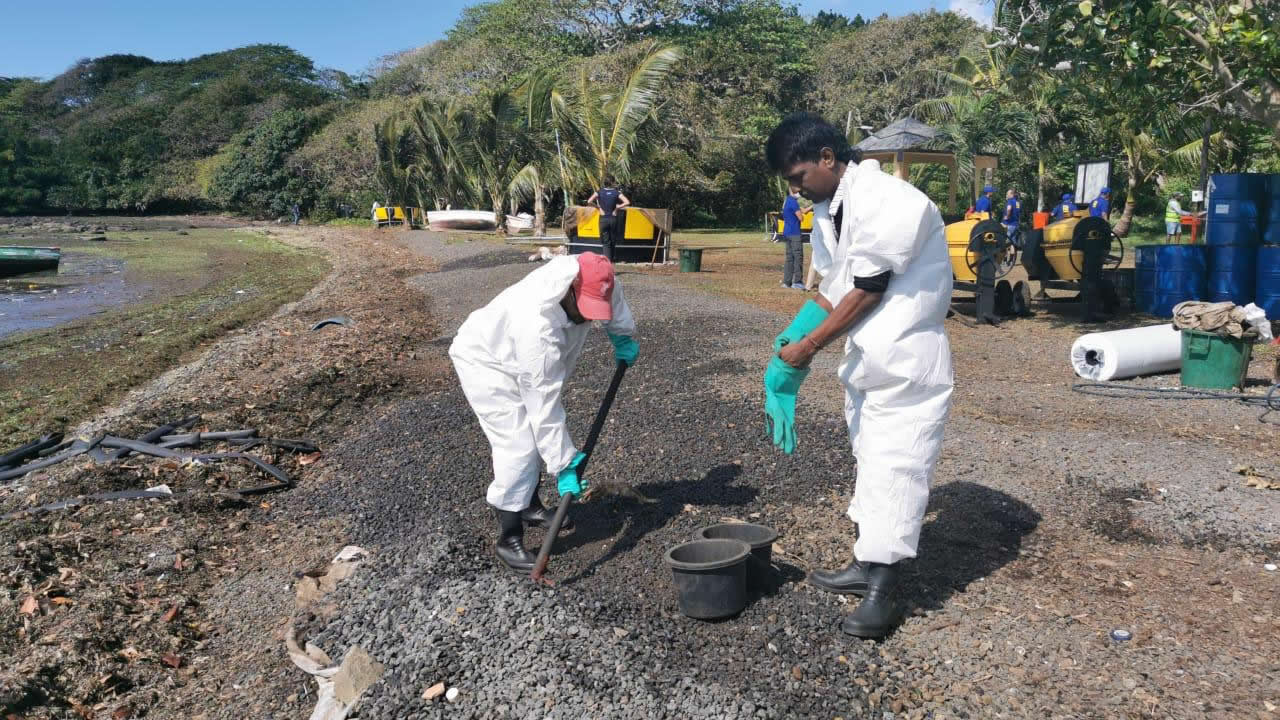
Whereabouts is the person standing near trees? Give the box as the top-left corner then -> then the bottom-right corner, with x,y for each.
781,188 -> 806,289
586,179 -> 631,262
1052,192 -> 1075,221
1003,188 -> 1022,248
1165,191 -> 1190,242
1089,187 -> 1111,221
974,185 -> 995,219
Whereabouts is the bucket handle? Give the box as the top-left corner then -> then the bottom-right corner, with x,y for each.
1188,333 -> 1210,356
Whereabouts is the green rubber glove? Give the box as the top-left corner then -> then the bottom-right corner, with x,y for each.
556,451 -> 588,497
763,356 -> 809,454
773,300 -> 830,352
608,333 -> 639,366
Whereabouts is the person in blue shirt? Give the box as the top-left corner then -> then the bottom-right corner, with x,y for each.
585,179 -> 631,262
1089,187 -> 1111,221
1002,189 -> 1022,248
974,185 -> 995,219
780,188 -> 806,289
1052,192 -> 1075,221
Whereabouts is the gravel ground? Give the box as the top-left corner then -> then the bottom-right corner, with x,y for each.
9,223 -> 1272,719
281,232 -> 1278,720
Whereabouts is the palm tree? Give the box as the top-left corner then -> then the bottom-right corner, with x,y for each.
917,92 -> 1037,197
459,89 -> 537,232
922,28 -> 1074,212
544,43 -> 684,194
372,119 -> 416,207
389,43 -> 682,235
1110,119 -> 1220,236
508,71 -> 570,235
403,98 -> 482,210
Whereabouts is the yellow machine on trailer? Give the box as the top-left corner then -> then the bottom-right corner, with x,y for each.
944,213 -> 1023,324
1020,215 -> 1125,322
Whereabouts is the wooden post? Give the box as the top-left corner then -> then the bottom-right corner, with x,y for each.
894,150 -> 908,180
1198,116 -> 1211,211
948,157 -> 958,215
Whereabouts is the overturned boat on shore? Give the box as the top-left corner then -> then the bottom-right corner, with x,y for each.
0,246 -> 61,278
506,212 -> 535,233
426,210 -> 497,231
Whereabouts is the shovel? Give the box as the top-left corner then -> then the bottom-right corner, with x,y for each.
531,360 -> 628,584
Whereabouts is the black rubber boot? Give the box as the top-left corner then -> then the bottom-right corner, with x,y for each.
807,556 -> 870,596
840,562 -> 903,639
520,485 -> 573,532
495,510 -> 536,574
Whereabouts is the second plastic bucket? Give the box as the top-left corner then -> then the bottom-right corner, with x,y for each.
1180,329 -> 1253,390
664,539 -> 749,619
694,523 -> 779,588
679,247 -> 703,272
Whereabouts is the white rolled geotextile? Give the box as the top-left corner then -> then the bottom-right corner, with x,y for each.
1070,324 -> 1183,381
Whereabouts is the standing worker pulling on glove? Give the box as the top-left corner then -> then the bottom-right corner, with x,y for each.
762,113 -> 953,639
449,252 -> 638,574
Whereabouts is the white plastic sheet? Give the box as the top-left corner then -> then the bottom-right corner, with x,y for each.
1242,303 -> 1274,343
1070,324 -> 1183,381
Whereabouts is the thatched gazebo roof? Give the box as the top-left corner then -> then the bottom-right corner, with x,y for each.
854,117 -> 943,153
853,117 -> 998,213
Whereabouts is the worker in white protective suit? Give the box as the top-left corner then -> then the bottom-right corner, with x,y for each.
762,113 -> 953,638
449,252 -> 638,574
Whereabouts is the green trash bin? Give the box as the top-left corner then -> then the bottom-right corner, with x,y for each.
679,247 -> 703,272
1180,329 -> 1253,390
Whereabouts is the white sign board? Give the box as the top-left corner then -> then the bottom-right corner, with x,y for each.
1074,160 -> 1112,205
1191,189 -> 1204,203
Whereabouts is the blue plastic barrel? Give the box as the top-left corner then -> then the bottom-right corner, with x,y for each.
1206,173 -> 1265,245
1257,245 -> 1280,318
1264,174 -> 1280,244
1134,244 -> 1207,317
1134,245 -> 1157,311
1206,245 -> 1256,305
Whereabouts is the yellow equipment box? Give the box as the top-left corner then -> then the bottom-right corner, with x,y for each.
624,208 -> 655,239
576,208 -> 655,239
576,207 -> 602,238
774,209 -> 814,235
373,206 -> 407,227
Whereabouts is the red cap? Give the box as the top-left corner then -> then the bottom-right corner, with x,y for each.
572,252 -> 614,321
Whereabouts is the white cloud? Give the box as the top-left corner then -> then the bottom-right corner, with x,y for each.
950,0 -> 994,26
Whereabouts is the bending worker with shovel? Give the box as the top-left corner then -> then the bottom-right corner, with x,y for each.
762,113 -> 954,639
449,253 -> 638,574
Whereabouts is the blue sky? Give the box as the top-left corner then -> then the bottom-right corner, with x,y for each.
2,0 -> 986,80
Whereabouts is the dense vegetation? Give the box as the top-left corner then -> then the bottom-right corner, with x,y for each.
1,0 -> 1275,230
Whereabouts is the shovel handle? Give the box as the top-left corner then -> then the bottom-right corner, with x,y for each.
531,361 -> 628,581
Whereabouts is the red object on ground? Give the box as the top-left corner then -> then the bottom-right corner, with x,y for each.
1180,214 -> 1203,244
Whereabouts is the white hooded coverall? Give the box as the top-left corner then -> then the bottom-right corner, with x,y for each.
448,256 -> 636,511
809,159 -> 954,565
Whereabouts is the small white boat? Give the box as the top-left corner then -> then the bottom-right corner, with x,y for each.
427,209 -> 497,231
506,212 -> 535,233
